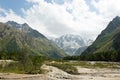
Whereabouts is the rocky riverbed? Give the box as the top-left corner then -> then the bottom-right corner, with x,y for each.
0,62 -> 120,80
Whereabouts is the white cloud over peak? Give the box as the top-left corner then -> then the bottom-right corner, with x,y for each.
1,0 -> 120,40
23,0 -> 106,39
23,0 -> 75,37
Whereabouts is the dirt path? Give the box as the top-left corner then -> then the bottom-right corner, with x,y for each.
0,64 -> 120,80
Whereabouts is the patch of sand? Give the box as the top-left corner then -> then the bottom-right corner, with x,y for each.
74,66 -> 120,80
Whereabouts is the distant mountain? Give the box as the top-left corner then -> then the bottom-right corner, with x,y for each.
74,46 -> 87,56
81,16 -> 120,61
53,34 -> 91,56
0,21 -> 66,59
74,39 -> 93,55
85,39 -> 93,46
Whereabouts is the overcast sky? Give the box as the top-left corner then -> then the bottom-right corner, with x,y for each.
0,0 -> 120,40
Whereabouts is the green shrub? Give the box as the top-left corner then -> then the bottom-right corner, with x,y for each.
47,62 -> 78,74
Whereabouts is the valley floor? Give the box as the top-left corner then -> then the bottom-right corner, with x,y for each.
0,61 -> 120,80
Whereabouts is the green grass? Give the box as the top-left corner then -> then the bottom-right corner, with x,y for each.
65,61 -> 120,68
0,59 -> 44,74
0,62 -> 44,74
46,61 -> 78,74
0,62 -> 24,73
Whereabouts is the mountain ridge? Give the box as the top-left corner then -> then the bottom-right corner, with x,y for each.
80,16 -> 120,61
0,21 -> 66,59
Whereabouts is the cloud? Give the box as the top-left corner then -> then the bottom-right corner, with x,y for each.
23,0 -> 75,37
0,7 -> 26,23
23,0 -> 106,39
92,0 -> 120,18
1,0 -> 120,40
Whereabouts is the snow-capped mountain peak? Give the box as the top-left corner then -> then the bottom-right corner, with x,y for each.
53,34 -> 86,55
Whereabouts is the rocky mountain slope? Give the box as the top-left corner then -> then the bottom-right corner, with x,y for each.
81,16 -> 120,61
0,21 -> 66,59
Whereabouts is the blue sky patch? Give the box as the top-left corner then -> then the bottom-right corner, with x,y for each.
44,0 -> 52,3
54,0 -> 64,5
0,11 -> 6,17
66,8 -> 73,14
0,0 -> 33,17
0,0 -> 99,17
85,0 -> 99,14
